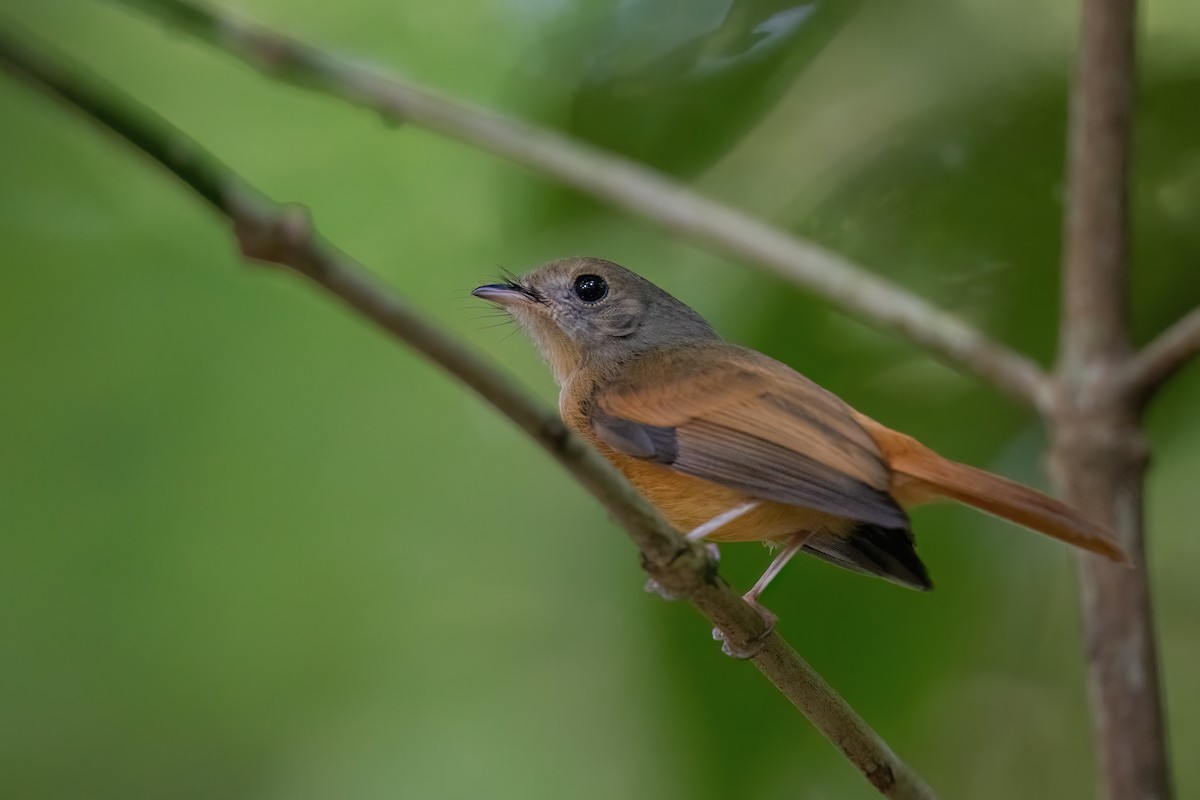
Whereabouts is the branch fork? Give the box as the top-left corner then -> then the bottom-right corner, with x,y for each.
1122,307 -> 1200,405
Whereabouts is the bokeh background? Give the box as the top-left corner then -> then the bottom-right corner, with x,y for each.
2,1 -> 1198,798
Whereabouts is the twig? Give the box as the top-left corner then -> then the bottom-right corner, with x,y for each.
106,0 -> 1048,410
0,28 -> 936,800
1123,305 -> 1200,404
1051,0 -> 1173,798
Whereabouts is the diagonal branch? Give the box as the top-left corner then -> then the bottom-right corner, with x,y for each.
107,0 -> 1048,410
1123,305 -> 1200,404
0,28 -> 936,800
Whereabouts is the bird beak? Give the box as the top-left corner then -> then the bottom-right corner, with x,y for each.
472,283 -> 530,306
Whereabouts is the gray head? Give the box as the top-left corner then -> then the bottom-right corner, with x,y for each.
472,257 -> 719,384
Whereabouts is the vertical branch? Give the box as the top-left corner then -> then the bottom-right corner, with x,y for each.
1058,0 -> 1135,366
1051,1 -> 1172,799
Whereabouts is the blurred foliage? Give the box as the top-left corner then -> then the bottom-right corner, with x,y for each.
554,0 -> 864,172
1,1 -> 1198,798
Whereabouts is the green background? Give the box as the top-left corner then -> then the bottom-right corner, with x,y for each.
2,1 -> 1198,798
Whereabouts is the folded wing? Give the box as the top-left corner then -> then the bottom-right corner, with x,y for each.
590,344 -> 908,530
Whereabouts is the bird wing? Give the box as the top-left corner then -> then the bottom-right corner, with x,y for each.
590,344 -> 907,529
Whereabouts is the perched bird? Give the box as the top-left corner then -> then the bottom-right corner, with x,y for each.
473,257 -> 1125,621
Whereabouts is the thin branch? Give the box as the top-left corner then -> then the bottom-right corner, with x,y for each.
106,0 -> 1049,410
0,28 -> 936,800
1123,305 -> 1200,404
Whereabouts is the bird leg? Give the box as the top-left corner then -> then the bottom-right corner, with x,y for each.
644,501 -> 758,600
714,530 -> 811,659
685,500 -> 760,542
745,531 -> 811,607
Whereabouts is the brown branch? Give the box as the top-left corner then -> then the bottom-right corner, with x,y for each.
1051,1 -> 1173,798
1123,305 -> 1200,404
0,27 -> 936,800
106,0 -> 1049,410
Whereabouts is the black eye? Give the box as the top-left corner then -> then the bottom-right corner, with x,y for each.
572,274 -> 608,303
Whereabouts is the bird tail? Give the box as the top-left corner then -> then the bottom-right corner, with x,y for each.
855,415 -> 1128,563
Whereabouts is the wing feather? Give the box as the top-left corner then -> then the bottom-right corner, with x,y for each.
591,344 -> 907,529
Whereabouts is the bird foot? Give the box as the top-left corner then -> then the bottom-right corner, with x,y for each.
712,597 -> 777,659
644,577 -> 680,601
645,543 -> 719,600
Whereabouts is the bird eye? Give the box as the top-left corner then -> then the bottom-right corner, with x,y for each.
572,274 -> 608,303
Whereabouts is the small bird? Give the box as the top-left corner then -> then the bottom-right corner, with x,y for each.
474,257 -> 1125,621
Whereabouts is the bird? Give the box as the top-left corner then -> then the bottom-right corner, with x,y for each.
473,257 -> 1126,626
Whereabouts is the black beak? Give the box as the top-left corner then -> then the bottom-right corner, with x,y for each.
472,283 -> 536,305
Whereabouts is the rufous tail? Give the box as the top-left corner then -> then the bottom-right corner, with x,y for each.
855,415 -> 1128,563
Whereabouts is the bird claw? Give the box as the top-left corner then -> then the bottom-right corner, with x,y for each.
646,543 -> 719,600
644,577 -> 681,601
712,600 -> 777,659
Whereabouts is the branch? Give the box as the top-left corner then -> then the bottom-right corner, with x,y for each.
1123,305 -> 1200,404
106,0 -> 1048,410
0,27 -> 936,800
1057,0 -> 1137,377
1052,1 -> 1173,798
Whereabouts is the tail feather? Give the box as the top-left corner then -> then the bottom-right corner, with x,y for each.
804,526 -> 934,591
855,415 -> 1128,563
